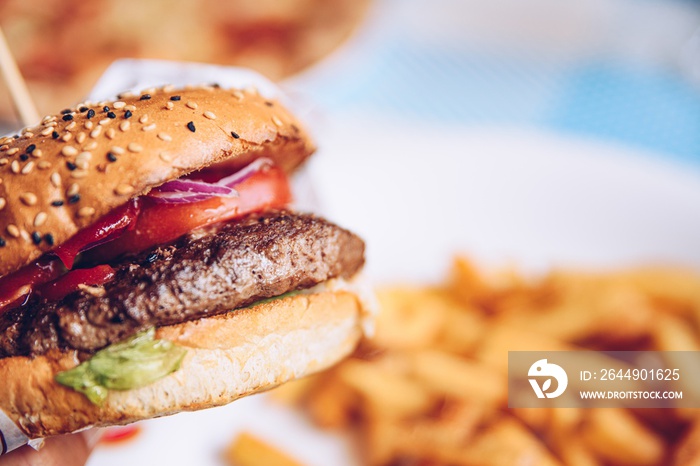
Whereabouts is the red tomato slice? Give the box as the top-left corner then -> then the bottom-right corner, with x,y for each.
91,165 -> 291,261
37,265 -> 115,302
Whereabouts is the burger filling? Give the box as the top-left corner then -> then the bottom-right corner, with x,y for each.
0,158 -> 365,403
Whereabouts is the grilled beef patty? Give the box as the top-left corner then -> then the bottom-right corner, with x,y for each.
0,211 -> 365,357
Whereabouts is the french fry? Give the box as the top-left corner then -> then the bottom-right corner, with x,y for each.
673,418 -> 700,466
224,432 -> 304,466
373,288 -> 450,350
462,418 -> 564,466
274,256 -> 700,466
305,374 -> 358,429
336,359 -> 434,419
409,349 -> 506,405
580,409 -> 666,466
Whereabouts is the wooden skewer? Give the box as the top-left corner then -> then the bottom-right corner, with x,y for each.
0,27 -> 39,126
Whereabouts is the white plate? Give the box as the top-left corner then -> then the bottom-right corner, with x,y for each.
88,117 -> 700,466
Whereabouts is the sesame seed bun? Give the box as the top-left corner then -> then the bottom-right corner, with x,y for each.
0,85 -> 315,278
0,289 -> 365,439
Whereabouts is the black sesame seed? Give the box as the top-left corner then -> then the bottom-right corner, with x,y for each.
264,101 -> 273,107
66,161 -> 77,171
31,231 -> 42,245
0,237 -> 5,247
26,144 -> 36,153
51,200 -> 64,207
44,233 -> 54,246
62,114 -> 74,121
52,131 -> 60,139
20,154 -> 29,161
12,134 -> 19,139
107,152 -> 118,162
170,95 -> 181,101
102,106 -> 110,112
231,131 -> 240,139
107,111 -> 116,119
79,106 -> 88,113
86,109 -> 95,119
145,252 -> 159,264
68,194 -> 81,204
61,109 -> 72,115
124,110 -> 132,119
187,121 -> 196,132
139,94 -> 151,100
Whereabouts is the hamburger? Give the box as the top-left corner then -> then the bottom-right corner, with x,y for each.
0,85 -> 369,454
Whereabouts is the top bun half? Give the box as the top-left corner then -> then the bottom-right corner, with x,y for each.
0,86 -> 315,278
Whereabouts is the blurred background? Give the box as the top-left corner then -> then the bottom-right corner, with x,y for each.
2,0 -> 700,465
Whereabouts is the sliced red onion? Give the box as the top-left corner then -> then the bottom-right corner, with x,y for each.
147,158 -> 273,204
216,158 -> 273,188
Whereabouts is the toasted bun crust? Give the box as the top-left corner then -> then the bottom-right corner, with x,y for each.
0,290 -> 363,439
0,86 -> 315,278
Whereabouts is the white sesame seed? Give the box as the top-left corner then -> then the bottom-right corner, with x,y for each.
6,148 -> 18,155
163,84 -> 175,92
61,146 -> 78,157
6,224 -> 20,238
31,149 -> 43,158
22,132 -> 33,139
84,121 -> 94,130
67,183 -> 79,196
113,101 -> 126,109
142,123 -> 156,131
10,160 -> 20,173
125,105 -> 136,112
139,115 -> 149,124
186,101 -> 198,109
114,184 -> 135,196
51,172 -> 61,187
204,111 -> 217,120
76,152 -> 92,169
19,229 -> 30,242
166,102 -> 174,110
20,192 -> 38,206
0,198 -> 5,210
45,121 -> 57,127
159,152 -> 172,162
77,206 -> 95,218
0,145 -> 8,151
76,132 -> 86,144
245,86 -> 258,95
157,133 -> 172,142
99,118 -> 111,126
105,128 -> 116,139
119,121 -> 130,132
21,161 -> 34,174
110,146 -> 125,155
33,212 -> 47,227
65,121 -> 77,131
127,142 -> 143,153
0,158 -> 7,165
41,127 -> 54,136
272,115 -> 283,127
90,127 -> 102,138
71,170 -> 89,179
37,161 -> 51,169
61,133 -> 72,142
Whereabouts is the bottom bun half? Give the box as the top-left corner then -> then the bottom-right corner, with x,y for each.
0,290 -> 364,439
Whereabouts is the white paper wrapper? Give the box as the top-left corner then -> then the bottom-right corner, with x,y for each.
88,59 -> 285,104
0,409 -> 29,455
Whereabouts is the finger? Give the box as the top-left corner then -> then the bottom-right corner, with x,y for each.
0,430 -> 100,466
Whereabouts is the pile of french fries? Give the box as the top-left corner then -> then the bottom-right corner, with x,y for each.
273,257 -> 700,466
